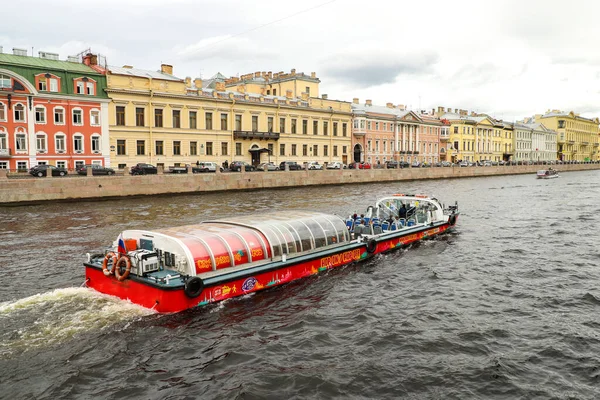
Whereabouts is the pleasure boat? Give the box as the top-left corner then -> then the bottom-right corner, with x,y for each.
84,194 -> 459,313
537,168 -> 559,179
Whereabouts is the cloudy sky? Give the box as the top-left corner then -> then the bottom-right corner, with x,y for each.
3,0 -> 600,121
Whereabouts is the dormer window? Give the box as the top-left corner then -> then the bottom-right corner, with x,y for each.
38,79 -> 47,91
0,75 -> 11,89
74,77 -> 96,95
77,81 -> 84,94
86,82 -> 94,95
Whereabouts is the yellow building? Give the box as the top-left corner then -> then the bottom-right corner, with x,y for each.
534,110 -> 600,161
105,64 -> 352,168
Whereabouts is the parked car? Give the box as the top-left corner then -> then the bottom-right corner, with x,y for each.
257,162 -> 279,171
326,161 -> 344,169
130,163 -> 158,175
29,164 -> 68,177
230,161 -> 255,172
168,164 -> 191,174
440,161 -> 453,167
411,161 -> 421,168
348,162 -> 371,169
76,164 -> 115,176
385,160 -> 399,169
304,161 -> 323,170
279,161 -> 302,170
193,162 -> 223,173
458,161 -> 473,167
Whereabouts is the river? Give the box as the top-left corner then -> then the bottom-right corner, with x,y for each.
1,170 -> 599,399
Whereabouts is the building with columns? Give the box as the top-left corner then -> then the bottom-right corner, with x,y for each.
0,49 -> 110,171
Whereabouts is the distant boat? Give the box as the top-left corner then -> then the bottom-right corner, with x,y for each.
537,169 -> 559,179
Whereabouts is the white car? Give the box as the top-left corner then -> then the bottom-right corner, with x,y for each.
326,162 -> 343,169
305,161 -> 323,170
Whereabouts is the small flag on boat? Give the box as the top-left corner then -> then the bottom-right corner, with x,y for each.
117,233 -> 126,255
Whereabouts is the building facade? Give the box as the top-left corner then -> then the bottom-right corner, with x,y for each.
0,50 -> 109,171
105,66 -> 352,168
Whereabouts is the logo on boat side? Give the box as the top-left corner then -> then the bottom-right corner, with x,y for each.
242,277 -> 258,292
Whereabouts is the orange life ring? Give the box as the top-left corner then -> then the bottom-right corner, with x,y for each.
102,252 -> 117,276
114,255 -> 132,282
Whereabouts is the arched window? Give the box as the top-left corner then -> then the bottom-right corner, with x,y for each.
15,127 -> 27,152
0,102 -> 5,121
14,103 -> 25,122
91,134 -> 101,153
0,127 -> 7,150
36,132 -> 48,153
55,132 -> 66,153
73,133 -> 84,153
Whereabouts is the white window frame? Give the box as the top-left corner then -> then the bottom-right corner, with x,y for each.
14,103 -> 25,122
0,161 -> 7,169
0,74 -> 10,89
76,81 -> 84,94
0,129 -> 6,149
86,82 -> 94,95
17,161 -> 28,171
55,133 -> 66,153
54,107 -> 65,125
75,160 -> 85,169
35,106 -> 46,124
56,160 -> 66,169
15,130 -> 27,152
73,133 -> 84,153
49,78 -> 59,92
38,78 -> 47,91
90,109 -> 100,126
72,108 -> 83,125
36,132 -> 47,153
0,102 -> 5,122
91,134 -> 101,153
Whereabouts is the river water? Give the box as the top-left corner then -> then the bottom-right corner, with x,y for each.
1,170 -> 600,399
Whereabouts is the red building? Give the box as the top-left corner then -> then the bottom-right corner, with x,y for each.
0,49 -> 109,171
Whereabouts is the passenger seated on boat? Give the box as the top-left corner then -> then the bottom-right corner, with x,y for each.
386,215 -> 394,225
398,204 -> 407,219
354,219 -> 366,238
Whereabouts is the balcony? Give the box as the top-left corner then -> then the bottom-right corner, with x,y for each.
233,130 -> 280,140
594,143 -> 599,147
0,148 -> 11,157
353,130 -> 366,137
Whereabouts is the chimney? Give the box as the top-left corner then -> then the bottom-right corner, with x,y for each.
89,54 -> 98,66
398,104 -> 404,110
470,111 -> 476,116
365,99 -> 372,106
185,77 -> 191,87
254,71 -> 261,78
291,68 -> 296,75
353,98 -> 359,104
437,106 -> 445,113
311,72 -> 316,78
286,89 -> 293,99
268,71 -> 272,79
322,94 -> 328,100
301,92 -> 309,101
161,64 -> 173,75
386,102 -> 394,108
194,77 -> 202,88
215,82 -> 226,92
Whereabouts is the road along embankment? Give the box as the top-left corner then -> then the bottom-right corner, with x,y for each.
0,164 -> 598,205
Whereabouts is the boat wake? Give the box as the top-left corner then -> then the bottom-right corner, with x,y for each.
0,287 -> 154,359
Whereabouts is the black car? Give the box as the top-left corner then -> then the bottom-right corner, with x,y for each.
279,161 -> 302,170
130,163 -> 158,175
385,160 -> 399,169
76,164 -> 115,176
229,161 -> 255,172
29,164 -> 68,177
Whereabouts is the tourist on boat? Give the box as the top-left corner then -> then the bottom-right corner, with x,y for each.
386,214 -> 394,225
398,204 -> 407,219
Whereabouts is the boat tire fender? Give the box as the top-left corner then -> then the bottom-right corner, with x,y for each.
184,277 -> 204,298
366,239 -> 377,254
102,252 -> 118,276
449,214 -> 457,226
114,255 -> 132,282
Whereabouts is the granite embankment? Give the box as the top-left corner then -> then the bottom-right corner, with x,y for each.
1,164 -> 598,205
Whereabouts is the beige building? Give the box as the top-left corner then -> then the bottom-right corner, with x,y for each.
105,65 -> 352,169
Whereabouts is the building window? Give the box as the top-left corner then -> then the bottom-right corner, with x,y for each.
49,78 -> 58,92
38,78 -> 47,91
313,145 -> 318,156
155,140 -> 164,155
280,117 -> 285,133
268,117 -> 273,133
291,119 -> 297,134
173,110 -> 181,128
313,121 -> 318,135
333,122 -> 338,136
280,143 -> 285,156
116,106 -> 125,126
16,133 -> 26,151
235,142 -> 242,156
303,144 -> 308,156
35,107 -> 46,123
90,110 -> 100,126
206,141 -> 213,156
91,136 -> 101,152
56,161 -> 66,169
268,143 -> 274,154
155,109 -> 163,127
221,113 -> 228,130
77,81 -> 84,94
135,107 -> 145,127
173,141 -> 181,155
206,112 -> 213,130
342,123 -> 347,137
221,142 -> 228,156
0,103 -> 5,121
55,135 -> 65,152
86,82 -> 94,95
137,140 -> 145,155
235,114 -> 242,131
17,161 -> 28,171
14,104 -> 25,122
323,122 -> 328,136
189,111 -> 197,129
190,141 -> 197,156
343,145 -> 347,154
291,144 -> 297,156
333,145 -> 338,157
0,161 -> 7,169
117,139 -> 126,155
74,135 -> 83,152
36,134 -> 46,152
306,86 -> 310,96
252,115 -> 258,131
454,126 -> 458,134
0,74 -> 11,88
302,120 -> 307,134
72,109 -> 83,125
324,145 -> 328,156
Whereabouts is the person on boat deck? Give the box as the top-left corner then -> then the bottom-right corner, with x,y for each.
386,214 -> 394,225
398,204 -> 407,219
352,213 -> 358,220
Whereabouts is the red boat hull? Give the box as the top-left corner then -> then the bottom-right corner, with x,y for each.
86,222 -> 455,313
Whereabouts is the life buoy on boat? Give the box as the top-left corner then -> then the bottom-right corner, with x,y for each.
184,277 -> 204,298
366,239 -> 377,254
114,255 -> 132,282
102,252 -> 118,276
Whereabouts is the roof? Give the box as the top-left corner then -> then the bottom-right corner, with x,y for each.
108,65 -> 182,81
351,103 -> 411,118
0,53 -> 100,74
